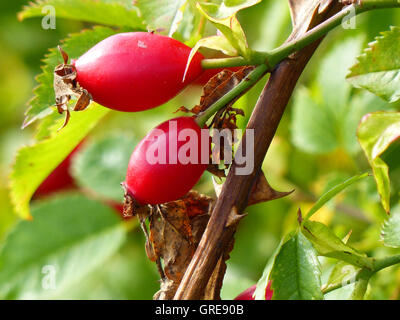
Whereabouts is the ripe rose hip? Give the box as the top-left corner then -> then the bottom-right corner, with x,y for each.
124,116 -> 208,205
234,281 -> 273,300
73,32 -> 204,112
33,143 -> 82,198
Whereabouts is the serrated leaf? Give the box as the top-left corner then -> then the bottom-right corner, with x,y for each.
358,112 -> 400,213
347,27 -> 400,103
11,104 -> 109,219
270,231 -> 323,300
71,133 -> 136,202
18,0 -> 144,28
23,26 -> 119,128
382,205 -> 400,248
301,220 -> 371,268
0,194 -> 126,299
306,173 -> 369,220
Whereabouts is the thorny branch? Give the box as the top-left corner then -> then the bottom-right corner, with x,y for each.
173,1 -> 345,300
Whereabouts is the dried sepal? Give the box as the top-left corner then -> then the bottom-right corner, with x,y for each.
54,46 -> 92,129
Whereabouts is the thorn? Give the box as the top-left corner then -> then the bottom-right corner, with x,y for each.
58,45 -> 69,64
297,208 -> 303,225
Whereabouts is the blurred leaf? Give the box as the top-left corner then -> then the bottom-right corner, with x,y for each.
0,194 -> 126,299
291,37 -> 390,155
71,133 -> 136,202
317,37 -> 363,120
23,26 -> 119,128
347,27 -> 400,103
18,0 -> 144,28
358,111 -> 400,213
51,236 -> 160,299
270,231 -> 323,300
238,0 -> 291,51
10,104 -> 109,219
306,172 -> 369,220
382,205 -> 400,248
291,87 -> 338,154
301,220 -> 370,268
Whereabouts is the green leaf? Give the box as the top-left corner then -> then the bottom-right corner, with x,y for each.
136,0 -> 202,44
291,87 -> 338,154
382,204 -> 400,248
291,38 -> 366,155
18,0 -> 144,29
197,0 -> 261,20
0,194 -> 126,299
254,240 -> 282,300
269,231 -> 323,300
347,27 -> 400,103
196,0 -> 260,59
358,111 -> 400,213
71,133 -> 136,202
305,173 -> 369,220
318,37 -> 363,120
10,104 -> 109,219
301,220 -> 371,269
323,261 -> 358,299
23,26 -> 119,128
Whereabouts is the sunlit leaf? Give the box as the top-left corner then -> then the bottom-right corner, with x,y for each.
18,0 -> 144,28
10,104 -> 109,219
301,221 -> 370,268
358,111 -> 400,213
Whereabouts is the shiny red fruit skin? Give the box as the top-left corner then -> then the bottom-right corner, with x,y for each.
234,281 -> 273,300
125,117 -> 208,205
33,143 -> 82,198
74,32 -> 204,112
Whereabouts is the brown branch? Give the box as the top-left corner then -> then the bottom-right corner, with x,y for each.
174,2 -> 344,300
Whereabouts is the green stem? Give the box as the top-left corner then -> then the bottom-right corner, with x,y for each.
373,254 -> 400,271
195,64 -> 268,127
200,0 -> 400,70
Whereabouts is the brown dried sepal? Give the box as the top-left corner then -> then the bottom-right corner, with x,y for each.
147,191 -> 214,300
54,46 -> 92,129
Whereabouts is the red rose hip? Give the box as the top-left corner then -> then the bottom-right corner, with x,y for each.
234,281 -> 273,300
124,116 -> 209,205
73,32 -> 204,112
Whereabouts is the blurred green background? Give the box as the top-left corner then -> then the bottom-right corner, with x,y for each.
1,0 -> 400,300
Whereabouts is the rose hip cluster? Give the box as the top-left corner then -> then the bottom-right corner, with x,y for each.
48,32 -> 217,206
